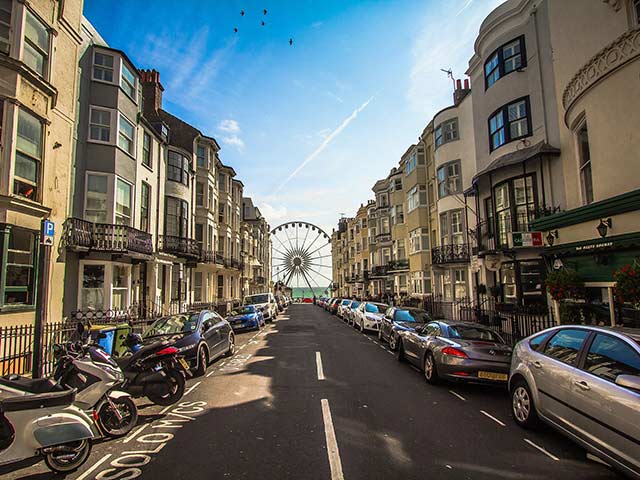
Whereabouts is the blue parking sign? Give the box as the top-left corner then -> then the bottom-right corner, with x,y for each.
42,220 -> 54,245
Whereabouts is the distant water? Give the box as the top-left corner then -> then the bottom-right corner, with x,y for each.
290,286 -> 330,298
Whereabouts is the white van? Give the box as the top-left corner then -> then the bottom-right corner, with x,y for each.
243,293 -> 278,322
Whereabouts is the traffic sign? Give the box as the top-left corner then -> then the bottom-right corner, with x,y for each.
42,219 -> 54,246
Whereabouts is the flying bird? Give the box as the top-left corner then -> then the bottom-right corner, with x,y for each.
263,9 -> 267,15
261,20 -> 265,26
240,10 -> 245,16
234,27 -> 238,33
289,38 -> 293,46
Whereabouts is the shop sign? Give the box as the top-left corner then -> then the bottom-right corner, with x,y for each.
575,241 -> 613,252
510,231 -> 543,248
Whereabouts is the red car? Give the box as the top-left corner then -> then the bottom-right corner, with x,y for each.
302,298 -> 313,303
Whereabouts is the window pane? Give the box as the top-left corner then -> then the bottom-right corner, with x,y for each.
82,264 -> 105,310
25,11 -> 48,51
510,118 -> 528,139
17,109 -> 42,158
508,100 -> 526,121
14,152 -> 38,183
23,42 -> 45,75
120,63 -> 136,97
584,334 -> 640,383
544,329 -> 590,366
86,174 -> 108,223
115,179 -> 131,225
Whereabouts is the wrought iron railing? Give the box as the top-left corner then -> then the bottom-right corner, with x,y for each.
370,265 -> 388,277
387,259 -> 409,271
201,249 -> 216,263
63,218 -> 153,255
432,244 -> 470,264
158,235 -> 201,259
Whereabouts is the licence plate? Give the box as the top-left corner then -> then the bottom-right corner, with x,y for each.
179,358 -> 190,370
478,371 -> 508,381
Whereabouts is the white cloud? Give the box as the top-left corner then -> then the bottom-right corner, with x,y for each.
257,203 -> 288,222
274,95 -> 375,194
219,119 -> 240,133
221,135 -> 245,152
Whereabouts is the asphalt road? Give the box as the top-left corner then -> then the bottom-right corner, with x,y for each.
2,304 -> 623,479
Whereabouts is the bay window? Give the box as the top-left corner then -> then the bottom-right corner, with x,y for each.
196,182 -> 204,206
0,0 -> 11,54
14,108 -> 43,201
435,118 -> 459,148
93,51 -> 114,82
85,174 -> 108,223
197,145 -> 206,168
407,185 -> 427,212
23,10 -> 50,77
165,197 -> 188,237
440,209 -> 464,245
409,228 -> 429,254
493,175 -> 536,248
484,36 -> 526,89
118,114 -> 135,154
89,107 -> 112,143
1,226 -> 37,307
120,62 -> 136,99
115,178 -> 132,225
437,160 -> 461,198
168,151 -> 190,186
489,97 -> 531,151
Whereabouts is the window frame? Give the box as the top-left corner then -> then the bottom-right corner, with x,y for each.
119,60 -> 137,101
0,0 -> 12,55
167,150 -> 190,186
0,225 -> 39,310
92,50 -> 115,83
492,173 -> 537,248
581,332 -> 640,385
575,117 -> 594,206
436,160 -> 462,198
84,172 -> 110,224
484,35 -> 527,90
434,118 -> 459,149
14,107 -> 44,202
22,8 -> 51,79
488,96 -> 532,152
142,131 -> 152,168
140,181 -> 151,233
78,260 -> 131,312
117,113 -> 135,156
542,328 -> 591,367
164,196 -> 189,238
88,106 -> 114,145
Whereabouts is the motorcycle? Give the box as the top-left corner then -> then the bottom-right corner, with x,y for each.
0,375 -> 95,473
115,333 -> 189,406
53,342 -> 138,437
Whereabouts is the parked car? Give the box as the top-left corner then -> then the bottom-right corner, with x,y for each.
337,299 -> 352,319
328,299 -> 341,315
226,305 -> 265,331
243,293 -> 278,322
345,300 -> 361,323
509,326 -> 640,478
142,310 -> 235,377
324,298 -> 335,311
353,302 -> 389,331
379,307 -> 431,351
397,321 -> 512,385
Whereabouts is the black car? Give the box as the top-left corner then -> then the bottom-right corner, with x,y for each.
378,307 -> 431,351
142,310 -> 235,377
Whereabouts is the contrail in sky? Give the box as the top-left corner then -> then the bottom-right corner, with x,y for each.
274,96 -> 375,194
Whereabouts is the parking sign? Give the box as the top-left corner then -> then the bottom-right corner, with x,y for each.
42,220 -> 54,246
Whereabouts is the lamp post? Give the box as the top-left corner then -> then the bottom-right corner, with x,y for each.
596,218 -> 612,238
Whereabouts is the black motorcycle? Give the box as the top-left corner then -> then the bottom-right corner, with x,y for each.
115,334 -> 189,406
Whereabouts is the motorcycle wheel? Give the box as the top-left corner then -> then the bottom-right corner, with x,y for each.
98,396 -> 139,437
146,369 -> 186,406
44,439 -> 91,473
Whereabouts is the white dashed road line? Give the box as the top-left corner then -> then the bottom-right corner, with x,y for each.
76,453 -> 112,480
316,351 -> 326,380
524,439 -> 560,461
123,423 -> 148,443
480,410 -> 506,427
321,399 -> 345,480
183,381 -> 202,396
449,390 -> 466,401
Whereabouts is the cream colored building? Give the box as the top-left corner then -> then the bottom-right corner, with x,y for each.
241,197 -> 271,296
388,168 -> 409,295
0,0 -> 83,326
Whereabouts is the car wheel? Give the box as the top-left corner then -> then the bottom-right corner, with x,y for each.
397,340 -> 406,362
225,333 -> 236,357
194,345 -> 208,377
423,352 -> 440,384
511,380 -> 539,429
388,334 -> 398,351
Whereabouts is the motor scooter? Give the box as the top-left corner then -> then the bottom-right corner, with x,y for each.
0,375 -> 96,473
53,342 -> 138,437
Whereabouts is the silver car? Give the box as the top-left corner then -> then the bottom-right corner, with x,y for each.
509,326 -> 640,478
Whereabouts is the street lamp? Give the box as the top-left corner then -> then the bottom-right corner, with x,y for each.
546,230 -> 558,246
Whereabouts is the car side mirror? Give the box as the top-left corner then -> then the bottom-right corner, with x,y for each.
615,374 -> 640,392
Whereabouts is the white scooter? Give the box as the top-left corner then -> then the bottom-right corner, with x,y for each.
53,342 -> 138,437
0,375 -> 95,473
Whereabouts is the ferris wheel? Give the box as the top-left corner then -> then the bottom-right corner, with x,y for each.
270,221 -> 333,297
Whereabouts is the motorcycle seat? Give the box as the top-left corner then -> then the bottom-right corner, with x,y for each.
0,375 -> 64,394
116,340 -> 171,369
0,388 -> 76,412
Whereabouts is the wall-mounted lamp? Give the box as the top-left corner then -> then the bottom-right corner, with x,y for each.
596,218 -> 612,238
546,230 -> 559,246
53,142 -> 62,149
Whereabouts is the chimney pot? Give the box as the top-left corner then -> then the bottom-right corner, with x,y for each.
464,78 -> 469,89
456,79 -> 462,90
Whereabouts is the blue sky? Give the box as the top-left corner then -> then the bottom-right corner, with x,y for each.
85,0 -> 504,236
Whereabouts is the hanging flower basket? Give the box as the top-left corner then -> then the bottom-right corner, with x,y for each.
613,263 -> 640,308
545,269 -> 585,302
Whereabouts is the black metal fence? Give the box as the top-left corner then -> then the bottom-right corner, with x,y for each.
421,295 -> 556,346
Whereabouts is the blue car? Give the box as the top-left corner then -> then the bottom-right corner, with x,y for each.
378,307 -> 432,351
226,305 -> 265,332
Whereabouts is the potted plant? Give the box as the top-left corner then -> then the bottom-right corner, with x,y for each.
613,262 -> 640,308
544,268 -> 585,302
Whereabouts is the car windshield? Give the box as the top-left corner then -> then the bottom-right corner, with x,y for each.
244,294 -> 269,304
230,306 -> 255,315
144,314 -> 199,337
448,325 -> 503,343
365,303 -> 387,313
350,301 -> 360,309
341,300 -> 350,305
395,309 -> 428,323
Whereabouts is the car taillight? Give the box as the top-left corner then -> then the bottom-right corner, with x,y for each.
156,346 -> 178,356
442,347 -> 468,359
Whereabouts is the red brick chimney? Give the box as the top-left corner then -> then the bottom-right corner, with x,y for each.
139,69 -> 164,114
453,77 -> 471,106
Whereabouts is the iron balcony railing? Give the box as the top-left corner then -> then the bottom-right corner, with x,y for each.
432,244 -> 470,264
215,253 -> 225,265
63,218 -> 153,255
376,232 -> 391,243
201,249 -> 216,263
370,265 -> 388,277
387,259 -> 409,271
158,235 -> 201,259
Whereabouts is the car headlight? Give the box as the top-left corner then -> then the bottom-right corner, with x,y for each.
176,344 -> 196,353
